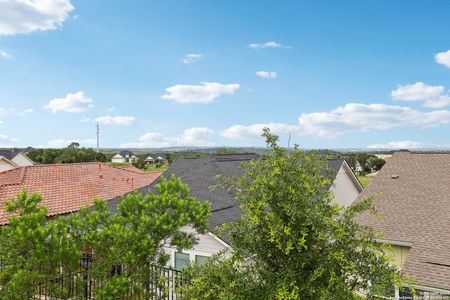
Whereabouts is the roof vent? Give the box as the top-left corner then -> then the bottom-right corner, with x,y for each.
391,174 -> 399,179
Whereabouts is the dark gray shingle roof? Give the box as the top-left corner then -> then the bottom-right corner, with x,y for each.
0,149 -> 23,160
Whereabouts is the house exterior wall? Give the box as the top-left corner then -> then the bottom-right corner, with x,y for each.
165,225 -> 230,269
111,157 -> 126,163
383,245 -> 410,269
329,164 -> 361,207
11,153 -> 34,166
0,160 -> 15,172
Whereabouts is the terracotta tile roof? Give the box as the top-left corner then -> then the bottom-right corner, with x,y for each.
355,151 -> 450,291
0,162 -> 162,225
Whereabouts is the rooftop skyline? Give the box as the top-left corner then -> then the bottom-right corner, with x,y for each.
1,0 -> 450,149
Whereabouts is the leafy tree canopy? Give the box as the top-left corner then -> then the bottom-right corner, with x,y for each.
0,176 -> 210,299
183,129 -> 401,300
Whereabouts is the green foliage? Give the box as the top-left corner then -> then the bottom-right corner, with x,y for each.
183,128 -> 401,299
342,153 -> 386,175
0,192 -> 80,299
28,144 -> 106,164
0,176 -> 211,299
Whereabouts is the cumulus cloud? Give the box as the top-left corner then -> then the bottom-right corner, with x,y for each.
0,134 -> 19,146
221,123 -> 299,140
0,0 -> 74,35
391,82 -> 444,101
255,71 -> 277,79
0,50 -> 13,59
248,41 -> 288,49
367,141 -> 450,150
121,127 -> 215,148
47,138 -> 95,148
45,91 -> 93,113
161,82 -> 240,104
221,103 -> 450,140
391,82 -> 450,108
182,53 -> 202,64
367,141 -> 423,149
435,50 -> 450,68
95,115 -> 135,125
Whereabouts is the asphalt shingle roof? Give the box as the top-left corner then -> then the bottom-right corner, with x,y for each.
355,151 -> 450,291
153,154 -> 346,244
0,149 -> 23,160
0,162 -> 161,225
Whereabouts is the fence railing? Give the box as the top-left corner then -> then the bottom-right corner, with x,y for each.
33,265 -> 188,300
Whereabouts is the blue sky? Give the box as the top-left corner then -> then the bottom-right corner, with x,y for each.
1,0 -> 450,149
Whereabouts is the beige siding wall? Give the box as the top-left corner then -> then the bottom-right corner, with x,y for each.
11,153 -> 34,166
383,245 -> 410,269
165,225 -> 230,268
329,165 -> 361,207
111,157 -> 126,163
0,160 -> 15,172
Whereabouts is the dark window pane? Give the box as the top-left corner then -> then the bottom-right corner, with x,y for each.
175,252 -> 190,271
195,255 -> 209,265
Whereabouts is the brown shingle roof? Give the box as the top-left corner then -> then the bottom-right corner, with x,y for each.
0,162 -> 162,225
355,151 -> 450,291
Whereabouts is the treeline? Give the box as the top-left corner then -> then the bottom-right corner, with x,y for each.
339,153 -> 386,174
28,142 -> 106,164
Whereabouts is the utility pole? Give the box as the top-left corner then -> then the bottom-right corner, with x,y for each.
96,122 -> 100,153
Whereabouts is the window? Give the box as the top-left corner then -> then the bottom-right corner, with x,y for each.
174,252 -> 190,271
195,255 -> 209,265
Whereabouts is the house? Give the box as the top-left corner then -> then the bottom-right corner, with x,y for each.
0,148 -> 34,172
149,154 -> 362,270
0,162 -> 161,225
144,154 -> 168,165
355,151 -> 450,296
111,150 -> 137,164
144,156 -> 155,164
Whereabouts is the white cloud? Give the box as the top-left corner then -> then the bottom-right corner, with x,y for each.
95,115 -> 135,125
107,106 -> 116,112
0,0 -> 74,35
435,50 -> 450,68
248,41 -> 288,49
45,91 -> 93,113
121,127 -> 215,148
161,82 -> 240,104
221,123 -> 299,140
0,134 -> 19,146
367,141 -> 423,149
11,108 -> 34,116
47,138 -> 95,148
182,53 -> 202,64
367,140 -> 450,150
391,82 -> 450,108
0,50 -> 13,59
221,103 -> 450,140
255,71 -> 277,79
391,82 -> 444,101
422,95 -> 450,108
298,103 -> 450,137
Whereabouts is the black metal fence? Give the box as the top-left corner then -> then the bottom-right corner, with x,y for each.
33,265 -> 188,300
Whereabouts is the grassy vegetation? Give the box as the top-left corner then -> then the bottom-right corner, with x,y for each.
143,164 -> 169,172
357,176 -> 374,188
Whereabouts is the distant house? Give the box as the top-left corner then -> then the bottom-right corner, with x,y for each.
149,154 -> 362,270
0,149 -> 34,172
144,154 -> 168,165
0,162 -> 161,225
111,150 -> 137,164
355,151 -> 450,296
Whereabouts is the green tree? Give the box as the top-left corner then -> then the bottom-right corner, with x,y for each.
0,176 -> 211,299
183,129 -> 401,300
0,192 -> 80,299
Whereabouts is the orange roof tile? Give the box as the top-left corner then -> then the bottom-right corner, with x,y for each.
0,162 -> 162,225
